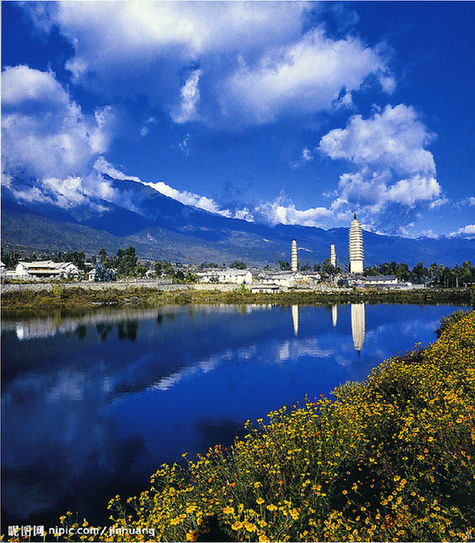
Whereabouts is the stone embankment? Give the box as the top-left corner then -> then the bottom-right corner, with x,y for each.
1,280 -> 240,293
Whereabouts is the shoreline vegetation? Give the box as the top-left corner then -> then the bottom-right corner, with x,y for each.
41,310 -> 475,542
1,285 -> 474,312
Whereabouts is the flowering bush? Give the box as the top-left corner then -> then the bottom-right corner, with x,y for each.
54,311 -> 475,541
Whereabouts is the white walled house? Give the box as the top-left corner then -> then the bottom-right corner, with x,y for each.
196,269 -> 252,285
259,272 -> 296,288
15,261 -> 79,280
364,275 -> 398,286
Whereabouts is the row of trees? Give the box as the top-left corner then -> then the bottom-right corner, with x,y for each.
198,261 -> 247,270
364,261 -> 474,287
278,259 -> 342,276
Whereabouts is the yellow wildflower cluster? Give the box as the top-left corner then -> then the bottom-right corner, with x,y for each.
12,310 -> 474,542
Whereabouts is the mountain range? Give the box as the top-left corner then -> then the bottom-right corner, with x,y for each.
2,174 -> 474,267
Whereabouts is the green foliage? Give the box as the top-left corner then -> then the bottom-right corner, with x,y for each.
437,309 -> 469,337
364,261 -> 475,287
230,261 -> 247,269
279,260 -> 290,271
321,258 -> 341,277
332,380 -> 363,401
2,287 -> 473,312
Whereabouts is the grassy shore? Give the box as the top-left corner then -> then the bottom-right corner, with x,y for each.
1,285 -> 474,311
47,310 -> 475,542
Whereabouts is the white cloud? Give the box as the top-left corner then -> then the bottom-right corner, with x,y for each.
233,208 -> 254,222
319,104 -> 435,176
93,157 -> 141,183
143,180 -> 229,217
172,69 -> 201,124
140,126 -> 149,137
317,104 -> 443,231
448,225 -> 475,239
1,65 -> 118,210
221,28 -> 392,124
25,3 -> 391,127
386,175 -> 441,206
255,196 -> 333,227
29,2 -> 308,109
178,134 -> 190,156
2,65 -> 109,181
302,147 -> 313,161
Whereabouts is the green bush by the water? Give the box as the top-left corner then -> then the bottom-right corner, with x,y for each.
47,310 -> 475,542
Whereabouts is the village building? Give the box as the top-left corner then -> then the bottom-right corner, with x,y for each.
259,271 -> 296,288
250,283 -> 280,294
145,269 -> 158,279
14,260 -> 79,280
364,275 -> 398,286
196,269 -> 252,285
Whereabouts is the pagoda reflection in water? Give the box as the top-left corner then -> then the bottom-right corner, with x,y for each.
289,303 -> 365,353
292,305 -> 299,336
332,304 -> 338,327
351,303 -> 366,353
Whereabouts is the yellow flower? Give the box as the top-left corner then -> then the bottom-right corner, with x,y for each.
231,521 -> 242,531
256,497 -> 265,505
243,521 -> 257,532
290,508 -> 299,520
259,535 -> 270,542
266,504 -> 277,511
222,506 -> 234,515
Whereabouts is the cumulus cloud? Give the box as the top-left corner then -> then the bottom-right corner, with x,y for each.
320,104 -> 435,176
221,28 -> 392,124
1,65 -> 117,209
24,2 -> 392,127
318,104 -> 443,231
26,2 -> 308,111
2,65 -> 112,181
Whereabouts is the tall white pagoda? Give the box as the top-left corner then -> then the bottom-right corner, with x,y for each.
330,243 -> 336,267
291,239 -> 298,272
349,213 -> 364,274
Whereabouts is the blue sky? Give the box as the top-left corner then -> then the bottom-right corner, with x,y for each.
2,1 -> 474,238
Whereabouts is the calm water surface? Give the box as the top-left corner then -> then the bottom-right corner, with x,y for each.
1,303 -> 463,529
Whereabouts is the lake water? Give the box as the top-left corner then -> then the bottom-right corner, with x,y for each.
1,303 -> 464,530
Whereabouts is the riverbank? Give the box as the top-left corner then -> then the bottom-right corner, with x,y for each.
52,310 -> 474,542
1,283 -> 473,310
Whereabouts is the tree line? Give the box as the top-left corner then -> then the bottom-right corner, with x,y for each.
364,261 -> 474,287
